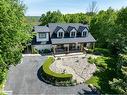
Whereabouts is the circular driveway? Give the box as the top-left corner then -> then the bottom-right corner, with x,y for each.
4,54 -> 94,95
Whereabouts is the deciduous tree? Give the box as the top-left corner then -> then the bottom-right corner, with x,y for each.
0,0 -> 32,83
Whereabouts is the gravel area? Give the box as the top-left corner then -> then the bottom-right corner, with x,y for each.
50,54 -> 96,83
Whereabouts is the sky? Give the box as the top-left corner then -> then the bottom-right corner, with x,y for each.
22,0 -> 127,16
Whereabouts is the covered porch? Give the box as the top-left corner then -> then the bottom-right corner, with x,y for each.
51,36 -> 96,54
52,43 -> 95,54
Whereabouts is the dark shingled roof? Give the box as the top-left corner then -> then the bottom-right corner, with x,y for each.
33,23 -> 96,45
34,26 -> 50,32
51,33 -> 96,44
48,23 -> 89,35
53,26 -> 65,33
78,26 -> 88,32
66,26 -> 77,32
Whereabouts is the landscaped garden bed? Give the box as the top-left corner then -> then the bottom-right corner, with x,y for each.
41,57 -> 74,86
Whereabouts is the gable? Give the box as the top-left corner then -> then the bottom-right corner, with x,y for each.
57,28 -> 64,32
78,26 -> 88,32
70,28 -> 77,32
82,28 -> 88,32
53,26 -> 65,33
67,26 -> 77,33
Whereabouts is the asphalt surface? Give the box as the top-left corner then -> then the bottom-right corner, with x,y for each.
4,55 -> 95,95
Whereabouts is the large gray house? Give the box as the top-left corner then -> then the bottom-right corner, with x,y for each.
32,23 -> 96,53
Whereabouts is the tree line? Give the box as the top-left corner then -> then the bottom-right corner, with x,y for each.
39,10 -> 91,25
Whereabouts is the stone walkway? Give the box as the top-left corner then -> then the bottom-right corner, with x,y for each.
50,54 -> 96,83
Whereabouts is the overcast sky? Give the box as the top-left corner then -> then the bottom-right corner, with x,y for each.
22,0 -> 127,16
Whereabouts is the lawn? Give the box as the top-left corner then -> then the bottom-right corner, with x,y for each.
0,83 -> 6,95
86,55 -> 117,94
86,76 -> 100,88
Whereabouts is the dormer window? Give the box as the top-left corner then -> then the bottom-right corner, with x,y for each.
70,28 -> 76,37
82,31 -> 87,37
58,32 -> 63,38
71,32 -> 76,37
57,28 -> 64,38
82,28 -> 88,37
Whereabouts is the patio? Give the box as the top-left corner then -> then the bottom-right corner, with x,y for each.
50,53 -> 97,83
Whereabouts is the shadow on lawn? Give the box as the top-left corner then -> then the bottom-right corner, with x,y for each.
93,57 -> 117,94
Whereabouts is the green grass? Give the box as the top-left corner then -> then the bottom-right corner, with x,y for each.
0,83 -> 6,95
86,76 -> 100,89
42,57 -> 72,80
0,84 -> 3,92
86,56 -> 117,94
86,70 -> 116,93
95,57 -> 109,69
0,93 -> 7,95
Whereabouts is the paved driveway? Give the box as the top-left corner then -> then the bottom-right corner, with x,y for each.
4,55 -> 94,95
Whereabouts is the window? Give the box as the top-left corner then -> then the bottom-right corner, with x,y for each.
39,33 -> 46,38
71,32 -> 75,37
58,32 -> 63,38
82,32 -> 87,37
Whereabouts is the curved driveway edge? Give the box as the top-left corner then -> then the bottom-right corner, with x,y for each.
4,55 -> 95,95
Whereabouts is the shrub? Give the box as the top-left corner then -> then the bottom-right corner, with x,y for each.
94,48 -> 110,56
0,93 -> 7,95
88,57 -> 96,64
86,49 -> 94,54
95,57 -> 108,69
94,51 -> 103,55
32,48 -> 39,54
43,49 -> 51,53
86,76 -> 100,89
42,57 -> 73,83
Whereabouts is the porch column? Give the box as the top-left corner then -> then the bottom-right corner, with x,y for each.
53,45 -> 56,54
64,44 -> 69,53
76,42 -> 78,50
86,43 -> 91,48
67,45 -> 69,52
80,44 -> 83,52
92,43 -> 95,49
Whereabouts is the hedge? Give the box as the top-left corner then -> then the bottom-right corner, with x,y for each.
94,48 -> 110,56
42,57 -> 73,82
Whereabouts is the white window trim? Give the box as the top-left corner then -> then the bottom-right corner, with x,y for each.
70,31 -> 76,37
57,31 -> 64,38
36,32 -> 49,42
57,29 -> 64,38
70,29 -> 77,37
82,28 -> 88,37
82,31 -> 87,37
38,32 -> 46,39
